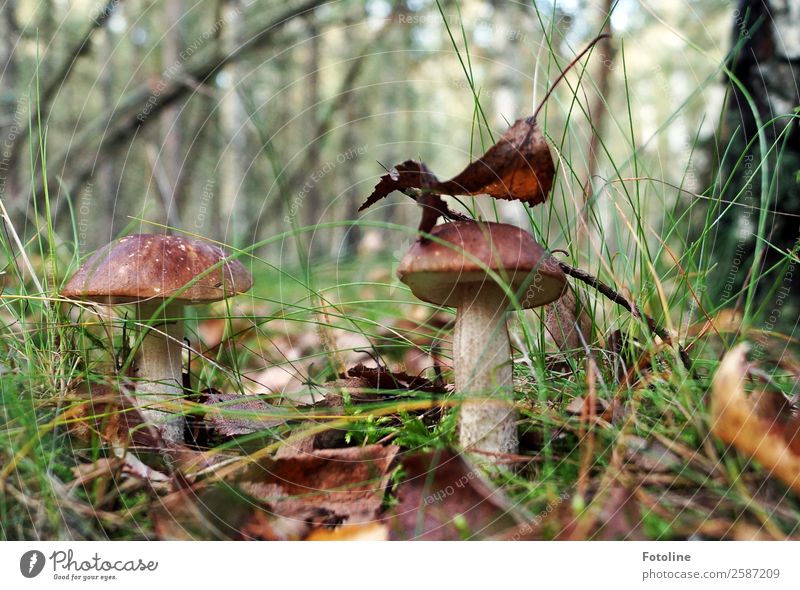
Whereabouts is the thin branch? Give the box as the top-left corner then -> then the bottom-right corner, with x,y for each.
557,260 -> 693,373
532,33 -> 611,121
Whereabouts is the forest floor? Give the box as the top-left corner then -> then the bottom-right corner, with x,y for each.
2,244 -> 799,541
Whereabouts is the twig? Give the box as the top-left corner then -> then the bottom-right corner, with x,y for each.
532,33 -> 612,122
557,260 -> 693,373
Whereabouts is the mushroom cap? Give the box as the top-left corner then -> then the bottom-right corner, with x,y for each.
62,234 -> 253,305
397,221 -> 566,308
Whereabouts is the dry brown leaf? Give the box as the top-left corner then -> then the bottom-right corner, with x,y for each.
65,381 -> 163,450
200,392 -> 289,437
565,395 -> 609,417
152,484 -> 294,540
360,118 -> 554,207
359,117 -> 554,228
688,308 -> 743,339
339,363 -> 446,395
384,449 -> 520,540
154,445 -> 399,540
544,283 -> 592,353
711,343 -> 800,494
242,445 -> 399,526
305,522 -> 389,541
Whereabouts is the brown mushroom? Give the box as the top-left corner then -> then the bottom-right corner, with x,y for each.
397,221 -> 566,456
62,234 -> 253,443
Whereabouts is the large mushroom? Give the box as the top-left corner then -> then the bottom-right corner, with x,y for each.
62,234 -> 253,443
397,221 -> 566,456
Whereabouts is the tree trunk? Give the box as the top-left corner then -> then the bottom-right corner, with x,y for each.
219,0 -> 247,246
161,0 -> 186,228
711,0 -> 800,313
0,0 -> 21,204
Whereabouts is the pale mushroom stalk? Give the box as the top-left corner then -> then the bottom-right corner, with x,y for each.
135,301 -> 185,443
452,283 -> 517,455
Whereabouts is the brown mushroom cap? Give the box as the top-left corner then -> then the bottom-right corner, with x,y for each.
397,221 -> 566,308
62,234 -> 253,305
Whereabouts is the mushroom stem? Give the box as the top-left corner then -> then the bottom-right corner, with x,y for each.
453,284 -> 518,456
135,301 -> 185,443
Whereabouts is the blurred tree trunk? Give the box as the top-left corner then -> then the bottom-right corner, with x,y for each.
302,21 -> 323,258
341,98 -> 361,256
1,0 -> 21,203
219,0 -> 247,246
710,0 -> 800,308
95,28 -> 118,248
161,0 -> 185,227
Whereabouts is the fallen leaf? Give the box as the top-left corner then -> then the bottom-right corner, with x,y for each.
201,392 -> 289,437
565,395 -> 609,417
152,484 -> 302,540
65,381 -> 163,450
711,343 -> 800,494
688,308 -> 743,339
306,522 -> 389,541
359,117 -> 554,215
340,363 -> 447,395
622,435 -> 682,474
384,449 -> 520,540
497,484 -> 645,540
154,445 -> 399,540
544,283 -> 592,353
242,445 -> 399,526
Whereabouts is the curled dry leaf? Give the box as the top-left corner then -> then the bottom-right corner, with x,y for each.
359,117 -> 554,230
711,343 -> 800,494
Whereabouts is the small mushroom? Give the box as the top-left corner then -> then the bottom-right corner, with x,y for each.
397,221 -> 566,456
62,234 -> 253,443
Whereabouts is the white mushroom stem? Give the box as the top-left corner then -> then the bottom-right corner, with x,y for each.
135,301 -> 185,443
453,283 -> 518,456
